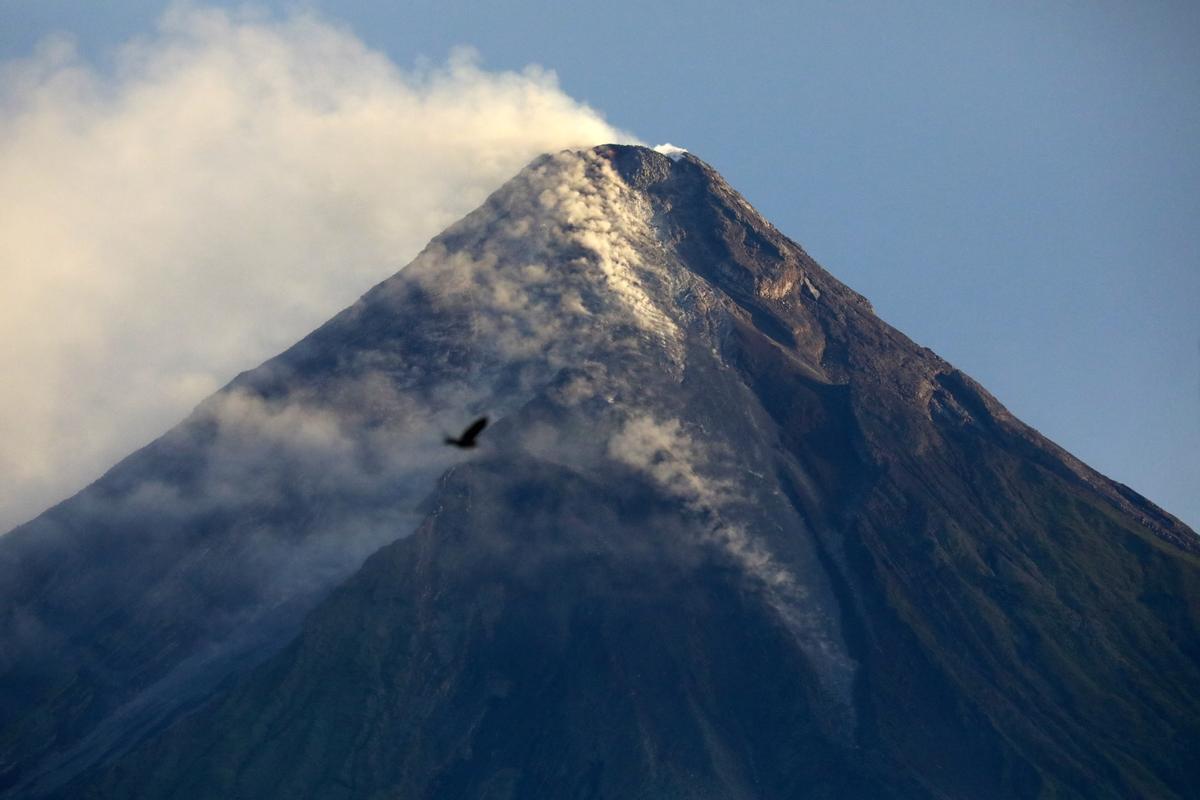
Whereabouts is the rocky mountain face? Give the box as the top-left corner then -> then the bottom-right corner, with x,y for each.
2,145 -> 1197,799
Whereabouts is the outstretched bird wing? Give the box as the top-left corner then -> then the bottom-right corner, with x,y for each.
458,416 -> 488,445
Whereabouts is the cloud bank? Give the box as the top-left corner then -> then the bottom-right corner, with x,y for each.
0,5 -> 631,531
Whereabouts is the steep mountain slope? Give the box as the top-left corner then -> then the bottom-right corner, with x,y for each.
3,145 -> 1198,799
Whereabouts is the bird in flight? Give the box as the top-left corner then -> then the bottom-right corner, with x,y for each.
445,416 -> 488,448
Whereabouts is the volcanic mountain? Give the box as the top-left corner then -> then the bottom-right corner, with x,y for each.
1,145 -> 1197,799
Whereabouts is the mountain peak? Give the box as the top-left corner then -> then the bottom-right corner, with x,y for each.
594,142 -> 680,187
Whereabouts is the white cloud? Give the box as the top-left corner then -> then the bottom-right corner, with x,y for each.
0,5 -> 632,532
652,142 -> 687,161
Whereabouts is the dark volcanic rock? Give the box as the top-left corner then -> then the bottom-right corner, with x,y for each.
2,145 -> 1198,799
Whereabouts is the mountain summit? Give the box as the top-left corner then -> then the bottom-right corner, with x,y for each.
2,145 -> 1197,799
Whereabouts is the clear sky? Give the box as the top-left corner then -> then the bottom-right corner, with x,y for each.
2,1 -> 1197,529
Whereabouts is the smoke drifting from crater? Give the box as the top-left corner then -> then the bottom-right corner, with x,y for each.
0,5 -> 632,532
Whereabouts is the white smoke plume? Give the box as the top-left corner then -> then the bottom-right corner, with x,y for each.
608,410 -> 858,725
0,5 -> 633,532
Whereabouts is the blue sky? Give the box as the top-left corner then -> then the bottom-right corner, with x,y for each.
2,1 -> 1197,529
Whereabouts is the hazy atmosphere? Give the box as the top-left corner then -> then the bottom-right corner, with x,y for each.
1,1 -> 1197,532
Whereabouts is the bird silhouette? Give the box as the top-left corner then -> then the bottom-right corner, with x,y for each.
445,416 -> 488,448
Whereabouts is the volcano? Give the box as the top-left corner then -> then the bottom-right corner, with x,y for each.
1,145 -> 1197,799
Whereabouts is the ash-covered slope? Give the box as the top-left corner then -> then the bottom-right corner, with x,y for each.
4,145 -> 1198,799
